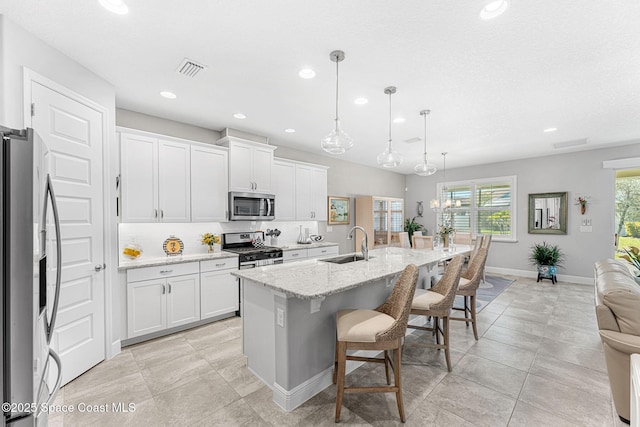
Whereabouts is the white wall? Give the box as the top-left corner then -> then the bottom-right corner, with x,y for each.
406,144 -> 640,280
117,108 -> 221,144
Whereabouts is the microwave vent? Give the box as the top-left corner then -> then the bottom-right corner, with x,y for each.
176,58 -> 207,77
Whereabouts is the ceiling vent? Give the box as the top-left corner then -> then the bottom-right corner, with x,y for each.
176,58 -> 207,77
553,138 -> 588,149
404,137 -> 422,144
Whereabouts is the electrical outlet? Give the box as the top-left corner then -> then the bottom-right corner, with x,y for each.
276,308 -> 285,327
326,226 -> 333,232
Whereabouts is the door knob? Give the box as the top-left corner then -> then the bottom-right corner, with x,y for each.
94,263 -> 106,272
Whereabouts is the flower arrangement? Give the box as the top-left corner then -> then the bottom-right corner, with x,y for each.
201,233 -> 220,246
438,225 -> 455,237
575,196 -> 589,214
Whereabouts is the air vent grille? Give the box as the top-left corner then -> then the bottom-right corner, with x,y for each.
176,58 -> 207,77
404,137 -> 422,144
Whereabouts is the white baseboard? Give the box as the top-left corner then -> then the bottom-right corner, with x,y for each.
485,266 -> 593,285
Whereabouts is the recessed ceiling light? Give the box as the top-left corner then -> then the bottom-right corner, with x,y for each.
160,91 -> 176,99
284,128 -> 296,133
233,113 -> 247,119
98,0 -> 129,15
480,0 -> 508,20
354,97 -> 369,105
298,68 -> 316,79
393,117 -> 406,124
543,127 -> 558,133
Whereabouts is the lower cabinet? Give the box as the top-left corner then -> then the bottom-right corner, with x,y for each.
200,259 -> 239,319
127,272 -> 200,338
282,245 -> 340,263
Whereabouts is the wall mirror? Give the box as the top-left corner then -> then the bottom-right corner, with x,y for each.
528,192 -> 567,234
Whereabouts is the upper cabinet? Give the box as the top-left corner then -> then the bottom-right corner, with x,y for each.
120,129 -> 227,223
217,137 -> 276,193
272,159 -> 296,220
295,164 -> 328,221
191,145 -> 228,222
273,158 -> 328,221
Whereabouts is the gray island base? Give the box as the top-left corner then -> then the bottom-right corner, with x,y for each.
233,246 -> 471,411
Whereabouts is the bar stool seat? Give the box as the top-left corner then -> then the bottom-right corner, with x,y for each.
412,289 -> 445,310
337,310 -> 395,342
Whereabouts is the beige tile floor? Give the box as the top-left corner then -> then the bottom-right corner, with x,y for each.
49,275 -> 627,426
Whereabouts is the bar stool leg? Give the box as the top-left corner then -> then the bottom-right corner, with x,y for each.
384,350 -> 391,385
333,342 -> 338,384
464,296 -> 470,326
444,316 -> 452,372
393,341 -> 406,422
471,294 -> 478,340
335,341 -> 347,422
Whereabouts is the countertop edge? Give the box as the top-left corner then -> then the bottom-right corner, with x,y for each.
118,252 -> 239,270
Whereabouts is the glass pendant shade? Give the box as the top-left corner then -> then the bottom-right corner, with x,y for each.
321,119 -> 353,154
377,146 -> 403,168
414,159 -> 437,176
321,50 -> 353,154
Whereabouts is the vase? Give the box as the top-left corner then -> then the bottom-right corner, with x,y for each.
207,245 -> 214,253
580,204 -> 586,215
443,234 -> 450,249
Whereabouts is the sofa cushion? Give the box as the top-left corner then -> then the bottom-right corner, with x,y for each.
595,260 -> 640,336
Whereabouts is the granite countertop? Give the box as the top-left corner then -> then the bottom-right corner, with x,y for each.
276,242 -> 339,251
118,251 -> 238,270
232,246 -> 471,300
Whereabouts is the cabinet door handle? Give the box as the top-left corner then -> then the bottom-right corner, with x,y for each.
162,284 -> 166,294
292,253 -> 298,257
161,209 -> 164,219
168,283 -> 172,293
154,209 -> 158,218
215,263 -> 225,267
160,269 -> 173,274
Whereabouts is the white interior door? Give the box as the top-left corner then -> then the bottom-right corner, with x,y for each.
31,81 -> 105,385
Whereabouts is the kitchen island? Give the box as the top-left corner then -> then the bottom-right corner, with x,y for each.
232,246 -> 471,410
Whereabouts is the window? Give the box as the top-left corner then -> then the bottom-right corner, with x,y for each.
436,176 -> 517,241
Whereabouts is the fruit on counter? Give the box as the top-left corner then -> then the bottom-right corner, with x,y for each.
123,241 -> 143,259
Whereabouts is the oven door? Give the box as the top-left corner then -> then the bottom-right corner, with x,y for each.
229,192 -> 275,221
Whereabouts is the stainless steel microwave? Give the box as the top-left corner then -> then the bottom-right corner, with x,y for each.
229,192 -> 275,221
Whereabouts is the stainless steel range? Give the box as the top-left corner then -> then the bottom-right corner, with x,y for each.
222,231 -> 283,269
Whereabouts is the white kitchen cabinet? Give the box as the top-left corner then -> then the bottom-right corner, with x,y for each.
295,164 -> 328,220
218,136 -> 275,193
200,258 -> 239,319
120,131 -> 192,223
158,139 -> 191,222
126,262 -> 200,339
307,245 -> 339,260
191,145 -> 228,222
120,133 -> 158,222
283,249 -> 308,263
272,160 -> 296,220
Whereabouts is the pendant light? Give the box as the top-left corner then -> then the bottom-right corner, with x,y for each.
321,50 -> 353,154
414,109 -> 438,176
376,86 -> 403,168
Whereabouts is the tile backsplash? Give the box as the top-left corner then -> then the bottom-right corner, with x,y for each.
118,220 -> 319,263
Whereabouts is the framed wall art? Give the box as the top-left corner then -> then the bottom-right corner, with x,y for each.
328,196 -> 350,225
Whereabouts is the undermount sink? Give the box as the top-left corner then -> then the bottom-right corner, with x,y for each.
321,254 -> 373,264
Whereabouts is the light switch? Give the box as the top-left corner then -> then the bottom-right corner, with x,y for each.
276,308 -> 285,327
580,226 -> 593,233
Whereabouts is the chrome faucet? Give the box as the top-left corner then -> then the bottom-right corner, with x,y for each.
347,226 -> 369,261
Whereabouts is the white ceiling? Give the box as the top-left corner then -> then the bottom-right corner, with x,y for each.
3,1 -> 640,173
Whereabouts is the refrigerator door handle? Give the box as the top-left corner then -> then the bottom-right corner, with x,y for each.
35,348 -> 63,418
45,174 -> 62,344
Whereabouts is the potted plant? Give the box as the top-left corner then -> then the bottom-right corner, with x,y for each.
620,246 -> 640,285
529,241 -> 564,284
404,217 -> 424,247
201,232 -> 221,253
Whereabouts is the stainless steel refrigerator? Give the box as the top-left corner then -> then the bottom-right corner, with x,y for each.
1,127 -> 62,426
